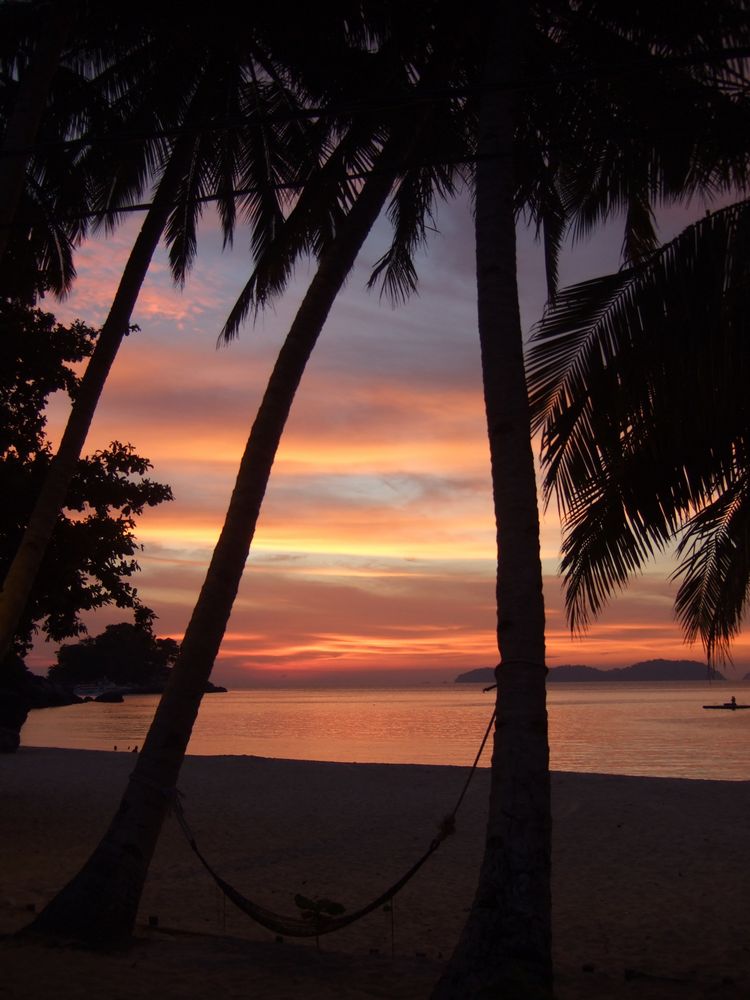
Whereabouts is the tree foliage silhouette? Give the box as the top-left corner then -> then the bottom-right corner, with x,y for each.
0,299 -> 171,658
10,4 -> 750,998
528,199 -> 750,664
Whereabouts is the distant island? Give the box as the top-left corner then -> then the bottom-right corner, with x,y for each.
455,659 -> 726,684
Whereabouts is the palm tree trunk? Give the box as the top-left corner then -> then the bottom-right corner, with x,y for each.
433,10 -> 553,999
26,143 -> 399,947
0,169 -> 178,665
0,0 -> 75,265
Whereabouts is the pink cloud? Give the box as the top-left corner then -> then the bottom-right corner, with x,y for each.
25,197 -> 750,682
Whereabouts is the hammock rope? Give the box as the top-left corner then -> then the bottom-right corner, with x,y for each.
170,703 -> 496,939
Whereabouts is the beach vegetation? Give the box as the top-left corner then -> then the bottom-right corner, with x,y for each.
26,9 -> 468,948
529,199 -> 750,665
9,5 -> 750,999
0,299 -> 172,660
0,0 -> 90,298
49,622 -> 179,689
0,1 -> 322,664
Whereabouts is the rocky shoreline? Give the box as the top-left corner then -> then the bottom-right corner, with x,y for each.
0,665 -> 226,752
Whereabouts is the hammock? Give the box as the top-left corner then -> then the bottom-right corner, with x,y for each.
170,705 -> 496,939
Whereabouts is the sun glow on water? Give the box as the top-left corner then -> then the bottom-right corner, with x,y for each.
22,683 -> 750,780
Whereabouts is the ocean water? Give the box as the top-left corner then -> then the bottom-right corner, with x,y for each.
21,681 -> 750,780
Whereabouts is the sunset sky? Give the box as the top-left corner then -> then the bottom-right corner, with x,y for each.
29,188 -> 750,686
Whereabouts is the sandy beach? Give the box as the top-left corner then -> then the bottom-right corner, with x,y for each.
1,748 -> 748,998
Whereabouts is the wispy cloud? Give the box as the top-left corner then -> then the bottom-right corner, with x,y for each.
26,196 -> 750,681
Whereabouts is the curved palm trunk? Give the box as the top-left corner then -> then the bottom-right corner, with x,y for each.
0,1 -> 74,265
0,163 -> 180,665
26,151 -> 398,947
434,12 -> 553,1000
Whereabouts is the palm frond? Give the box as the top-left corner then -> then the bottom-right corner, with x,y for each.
14,162 -> 81,296
674,474 -> 750,663
220,124 -> 384,342
367,164 -> 436,304
233,71 -> 311,262
621,187 -> 658,263
550,5 -> 750,261
164,136 -> 208,286
526,269 -> 633,438
515,115 -> 567,299
529,198 -> 750,486
366,93 -> 466,304
559,473 -> 668,631
529,199 -> 750,639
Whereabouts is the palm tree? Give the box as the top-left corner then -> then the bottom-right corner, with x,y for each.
433,4 -> 750,994
432,11 -> 553,994
27,140 -> 443,948
0,1 -> 101,300
0,1 -> 155,293
29,188 -> 385,939
20,6 -> 750,995
26,12 -> 467,943
0,10 -> 320,664
0,0 -> 76,266
527,199 -> 750,663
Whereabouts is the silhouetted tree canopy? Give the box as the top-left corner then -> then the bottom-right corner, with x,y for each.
527,199 -> 750,662
49,622 -> 179,687
0,299 -> 172,655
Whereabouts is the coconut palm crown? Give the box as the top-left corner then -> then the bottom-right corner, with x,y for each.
527,198 -> 750,663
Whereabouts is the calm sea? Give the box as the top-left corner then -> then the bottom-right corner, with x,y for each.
21,681 -> 750,781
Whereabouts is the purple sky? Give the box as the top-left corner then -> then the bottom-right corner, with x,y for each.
28,186 -> 750,685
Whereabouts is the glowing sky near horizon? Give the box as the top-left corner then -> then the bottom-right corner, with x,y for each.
30,190 -> 750,685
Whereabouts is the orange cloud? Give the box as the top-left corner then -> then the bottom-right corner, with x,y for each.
26,202 -> 750,684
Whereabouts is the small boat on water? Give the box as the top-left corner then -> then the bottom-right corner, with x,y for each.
703,702 -> 750,710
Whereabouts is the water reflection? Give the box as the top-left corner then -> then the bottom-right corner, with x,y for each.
21,682 -> 750,780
